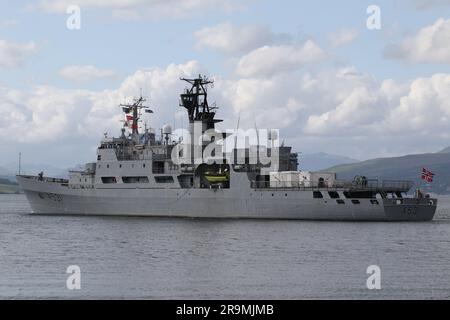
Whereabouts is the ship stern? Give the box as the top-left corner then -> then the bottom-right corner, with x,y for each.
383,198 -> 437,221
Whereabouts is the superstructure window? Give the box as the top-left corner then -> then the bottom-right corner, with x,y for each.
313,191 -> 323,199
155,176 -> 174,183
101,177 -> 117,184
370,200 -> 379,205
122,176 -> 149,184
328,191 -> 340,199
153,161 -> 165,174
351,200 -> 361,204
336,199 -> 345,204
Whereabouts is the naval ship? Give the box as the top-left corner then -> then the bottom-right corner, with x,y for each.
17,75 -> 437,221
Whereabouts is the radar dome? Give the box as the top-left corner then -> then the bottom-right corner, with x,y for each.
162,124 -> 172,135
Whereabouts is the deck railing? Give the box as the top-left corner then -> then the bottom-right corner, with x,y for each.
19,175 -> 69,184
251,179 -> 413,192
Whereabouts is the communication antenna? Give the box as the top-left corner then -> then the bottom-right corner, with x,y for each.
18,152 -> 22,175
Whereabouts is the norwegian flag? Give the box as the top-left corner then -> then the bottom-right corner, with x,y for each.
421,168 -> 435,183
126,115 -> 133,121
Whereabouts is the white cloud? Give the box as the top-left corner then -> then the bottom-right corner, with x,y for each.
328,28 -> 359,48
59,65 -> 117,83
385,18 -> 450,64
216,66 -> 450,158
0,40 -> 37,69
0,61 -> 201,143
235,41 -> 327,77
304,73 -> 450,141
379,74 -> 450,134
195,22 -> 289,54
3,60 -> 450,161
407,0 -> 450,9
35,0 -> 247,19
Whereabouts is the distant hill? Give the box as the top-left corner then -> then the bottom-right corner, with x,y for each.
299,152 -> 359,171
1,163 -> 66,178
437,146 -> 450,154
0,166 -> 11,176
0,178 -> 16,185
327,152 -> 450,194
0,165 -> 17,183
0,177 -> 20,194
0,184 -> 21,194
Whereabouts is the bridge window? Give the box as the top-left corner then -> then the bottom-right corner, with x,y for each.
155,176 -> 174,183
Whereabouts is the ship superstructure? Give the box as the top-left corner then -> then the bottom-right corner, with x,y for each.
17,75 -> 437,221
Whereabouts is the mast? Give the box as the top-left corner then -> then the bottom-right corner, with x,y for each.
120,96 -> 152,141
179,74 -> 222,129
18,152 -> 21,175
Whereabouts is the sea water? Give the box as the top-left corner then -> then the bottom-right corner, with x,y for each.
0,194 -> 449,299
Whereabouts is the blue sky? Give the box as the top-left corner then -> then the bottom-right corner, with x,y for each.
3,0 -> 449,86
1,0 -> 450,170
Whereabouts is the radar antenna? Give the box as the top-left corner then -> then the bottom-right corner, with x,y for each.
120,95 -> 153,137
179,74 -> 222,127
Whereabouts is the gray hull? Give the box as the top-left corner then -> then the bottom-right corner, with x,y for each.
17,176 -> 437,221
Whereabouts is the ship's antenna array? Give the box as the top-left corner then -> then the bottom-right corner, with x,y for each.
18,152 -> 22,175
119,95 -> 153,137
179,74 -> 215,121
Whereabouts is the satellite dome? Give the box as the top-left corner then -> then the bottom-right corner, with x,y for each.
162,124 -> 172,135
